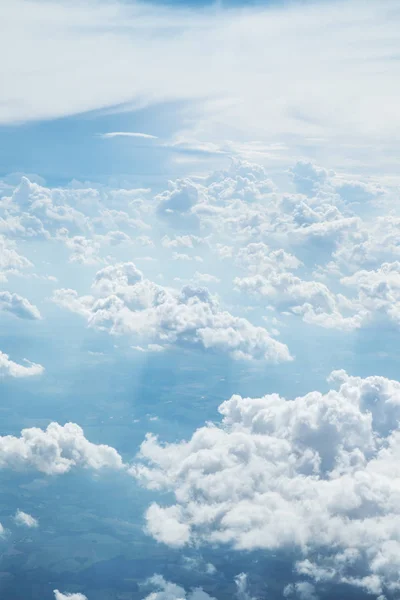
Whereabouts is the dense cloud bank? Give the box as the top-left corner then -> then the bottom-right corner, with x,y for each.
1,159 -> 399,368
133,371 -> 400,597
2,159 -> 400,597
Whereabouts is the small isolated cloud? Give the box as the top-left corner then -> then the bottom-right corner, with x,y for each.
0,422 -> 124,475
284,582 -> 318,600
182,556 -> 216,575
14,509 -> 38,528
0,291 -> 41,320
100,132 -> 158,140
0,351 -> 44,378
142,574 -> 216,600
235,573 -> 256,600
54,591 -> 88,600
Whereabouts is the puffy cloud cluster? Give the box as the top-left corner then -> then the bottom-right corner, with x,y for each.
14,509 -> 38,528
0,158 -> 397,369
132,371 -> 400,596
234,269 -> 365,331
284,582 -> 318,600
0,291 -> 41,319
0,422 -> 124,475
141,573 -> 254,600
1,176 -> 90,239
0,350 -> 44,378
333,216 -> 400,272
0,235 -> 32,281
142,574 -> 216,600
0,176 -> 148,264
54,591 -> 88,600
53,262 -> 291,362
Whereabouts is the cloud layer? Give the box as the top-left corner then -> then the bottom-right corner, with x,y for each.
2,0 -> 400,170
53,262 -> 291,362
133,371 -> 400,596
0,422 -> 123,475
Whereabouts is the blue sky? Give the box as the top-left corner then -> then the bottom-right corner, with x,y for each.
2,1 -> 400,600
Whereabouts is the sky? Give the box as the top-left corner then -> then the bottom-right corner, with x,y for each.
1,0 -> 400,599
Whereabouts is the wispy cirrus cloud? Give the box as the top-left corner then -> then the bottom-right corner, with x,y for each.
100,131 -> 158,139
2,0 -> 400,170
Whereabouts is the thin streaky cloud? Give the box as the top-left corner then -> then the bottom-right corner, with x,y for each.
100,131 -> 158,140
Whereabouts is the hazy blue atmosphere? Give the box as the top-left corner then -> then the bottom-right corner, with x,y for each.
1,1 -> 400,599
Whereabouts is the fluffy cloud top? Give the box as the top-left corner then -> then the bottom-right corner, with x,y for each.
284,582 -> 318,600
132,371 -> 400,596
0,422 -> 124,475
143,575 -> 216,600
0,235 -> 32,280
14,509 -> 38,528
54,591 -> 88,600
0,351 -> 44,378
2,158 -> 398,337
0,291 -> 41,320
53,262 -> 291,363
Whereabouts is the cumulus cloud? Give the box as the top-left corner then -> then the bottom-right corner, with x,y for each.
132,371 -> 400,596
0,351 -> 44,378
14,509 -> 38,528
53,262 -> 291,363
0,177 -> 146,264
290,161 -> 329,196
54,591 -> 88,600
0,291 -> 41,320
284,582 -> 318,600
333,216 -> 400,272
0,235 -> 32,280
2,157 -> 399,342
156,182 -> 200,229
142,574 -> 216,600
339,262 -> 400,327
234,573 -> 256,600
0,422 -> 124,475
235,271 -> 365,331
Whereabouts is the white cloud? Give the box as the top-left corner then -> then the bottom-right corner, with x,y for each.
234,271 -> 365,332
142,574 -> 216,600
290,161 -> 330,196
132,370 -> 400,596
284,582 -> 318,600
340,261 -> 400,327
0,235 -> 32,280
235,242 -> 302,276
0,291 -> 41,320
334,216 -> 400,272
53,262 -> 291,363
3,159 -> 400,339
182,556 -> 216,575
54,591 -> 88,600
100,132 -> 158,140
0,351 -> 44,378
0,422 -> 124,475
235,573 -> 256,600
2,0 -> 400,168
14,509 -> 38,528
